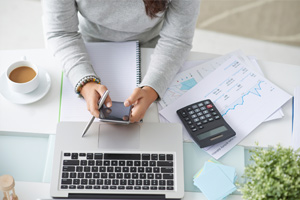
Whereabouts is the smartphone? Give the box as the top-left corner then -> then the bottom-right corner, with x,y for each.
99,101 -> 132,124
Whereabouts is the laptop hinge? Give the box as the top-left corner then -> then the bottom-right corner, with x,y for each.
67,193 -> 166,199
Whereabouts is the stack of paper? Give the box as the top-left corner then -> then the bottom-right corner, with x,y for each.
193,160 -> 237,200
292,86 -> 300,150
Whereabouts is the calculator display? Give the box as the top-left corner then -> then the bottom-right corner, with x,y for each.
196,126 -> 227,140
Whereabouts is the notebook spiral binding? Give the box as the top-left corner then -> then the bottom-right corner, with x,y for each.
136,41 -> 141,86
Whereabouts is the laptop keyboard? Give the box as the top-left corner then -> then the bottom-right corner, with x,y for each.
61,152 -> 175,191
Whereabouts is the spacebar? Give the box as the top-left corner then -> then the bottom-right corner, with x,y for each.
104,153 -> 141,160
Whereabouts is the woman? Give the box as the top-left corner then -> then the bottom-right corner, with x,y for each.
42,0 -> 200,122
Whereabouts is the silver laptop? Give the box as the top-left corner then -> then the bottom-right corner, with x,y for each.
50,122 -> 184,199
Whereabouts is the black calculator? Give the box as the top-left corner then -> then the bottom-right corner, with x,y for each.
177,99 -> 236,148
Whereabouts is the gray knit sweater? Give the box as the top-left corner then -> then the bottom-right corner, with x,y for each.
42,0 -> 200,98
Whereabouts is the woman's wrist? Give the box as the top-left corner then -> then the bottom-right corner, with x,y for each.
141,86 -> 159,101
75,75 -> 101,95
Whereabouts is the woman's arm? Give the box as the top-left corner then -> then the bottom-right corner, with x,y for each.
139,0 -> 201,98
42,0 -> 98,88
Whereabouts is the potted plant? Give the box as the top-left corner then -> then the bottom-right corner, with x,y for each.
239,144 -> 300,200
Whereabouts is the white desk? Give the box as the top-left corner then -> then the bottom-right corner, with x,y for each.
0,48 -> 299,200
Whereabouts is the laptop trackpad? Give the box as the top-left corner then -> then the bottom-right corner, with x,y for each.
98,124 -> 140,150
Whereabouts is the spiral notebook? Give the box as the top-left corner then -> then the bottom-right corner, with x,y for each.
59,41 -> 141,122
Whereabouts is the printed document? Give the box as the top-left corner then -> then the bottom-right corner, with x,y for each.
159,56 -> 292,159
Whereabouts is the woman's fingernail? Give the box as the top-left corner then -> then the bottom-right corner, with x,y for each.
124,101 -> 130,107
107,101 -> 112,107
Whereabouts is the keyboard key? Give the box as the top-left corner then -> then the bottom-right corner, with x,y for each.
96,160 -> 102,166
94,186 -> 100,189
159,187 -> 166,190
157,161 -> 173,166
134,186 -> 141,190
166,154 -> 173,160
167,180 -> 174,185
89,179 -> 95,185
118,186 -> 125,190
126,186 -> 133,190
161,168 -> 173,173
63,166 -> 75,172
76,166 -> 83,172
69,185 -> 76,189
77,185 -> 84,189
63,160 -> 79,166
81,179 -> 88,185
80,160 -> 87,166
142,154 -> 150,160
61,179 -> 72,184
167,186 -> 174,190
71,153 -> 78,159
110,186 -> 117,189
70,172 -> 76,178
64,153 -> 70,157
102,186 -> 108,189
150,186 -> 157,190
85,185 -> 92,189
101,173 -> 108,178
79,153 -> 86,157
97,179 -> 103,185
159,180 -> 166,185
87,153 -> 93,159
151,154 -> 158,160
88,160 -> 95,166
163,174 -> 174,179
142,186 -> 149,190
94,153 -> 103,159
62,172 -> 68,178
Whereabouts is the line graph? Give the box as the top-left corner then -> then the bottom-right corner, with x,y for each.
221,81 -> 264,116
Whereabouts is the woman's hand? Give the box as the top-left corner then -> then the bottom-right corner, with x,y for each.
124,86 -> 158,123
80,82 -> 112,118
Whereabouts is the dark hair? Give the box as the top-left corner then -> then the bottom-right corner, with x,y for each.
143,0 -> 168,19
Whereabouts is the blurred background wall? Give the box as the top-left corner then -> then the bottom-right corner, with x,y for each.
196,0 -> 300,46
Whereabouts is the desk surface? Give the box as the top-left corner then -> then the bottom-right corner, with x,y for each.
0,48 -> 299,200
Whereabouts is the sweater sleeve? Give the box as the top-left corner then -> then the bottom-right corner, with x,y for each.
139,0 -> 201,99
42,0 -> 98,88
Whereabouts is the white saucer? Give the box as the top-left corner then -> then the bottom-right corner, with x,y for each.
0,67 -> 51,104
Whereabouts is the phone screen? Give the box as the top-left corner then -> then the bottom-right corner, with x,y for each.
99,101 -> 132,123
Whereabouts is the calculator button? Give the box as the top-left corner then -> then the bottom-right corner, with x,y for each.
208,118 -> 214,122
199,126 -> 204,129
188,111 -> 195,115
187,121 -> 192,125
196,122 -> 202,126
192,105 -> 198,109
203,110 -> 209,114
210,108 -> 215,112
199,116 -> 205,120
212,112 -> 217,116
192,128 -> 197,132
190,125 -> 195,129
200,106 -> 206,111
184,117 -> 190,121
204,100 -> 210,105
197,112 -> 203,116
187,107 -> 192,111
194,108 -> 200,113
205,114 -> 212,118
215,116 -> 220,120
181,111 -> 187,117
191,114 -> 197,118
206,104 -> 213,109
197,103 -> 204,107
202,120 -> 208,124
193,118 -> 200,122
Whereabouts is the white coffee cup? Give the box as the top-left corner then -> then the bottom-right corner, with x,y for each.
6,58 -> 39,94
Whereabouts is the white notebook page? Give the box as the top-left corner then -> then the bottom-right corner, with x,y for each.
60,41 -> 139,122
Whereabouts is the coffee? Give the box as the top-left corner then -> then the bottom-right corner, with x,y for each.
9,66 -> 36,83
